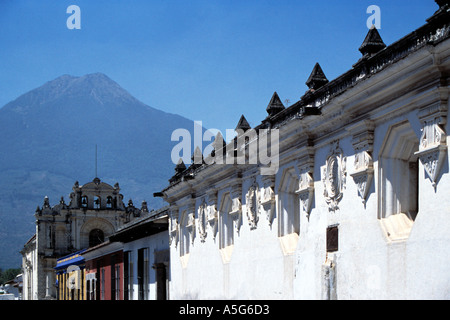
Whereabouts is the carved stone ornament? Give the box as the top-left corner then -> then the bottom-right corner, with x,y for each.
322,141 -> 347,212
352,172 -> 373,205
419,149 -> 446,187
168,209 -> 179,247
260,175 -> 275,226
230,187 -> 242,234
295,150 -> 315,217
350,127 -> 374,205
184,203 -> 196,245
246,179 -> 260,230
197,198 -> 208,243
415,104 -> 447,188
206,192 -> 218,240
296,167 -> 314,216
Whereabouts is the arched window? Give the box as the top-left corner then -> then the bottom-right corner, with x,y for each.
218,193 -> 234,263
219,193 -> 233,250
81,196 -> 88,208
379,122 -> 419,241
178,209 -> 194,268
89,229 -> 104,247
278,167 -> 300,237
93,196 -> 101,209
179,211 -> 191,258
106,196 -> 113,209
278,167 -> 300,255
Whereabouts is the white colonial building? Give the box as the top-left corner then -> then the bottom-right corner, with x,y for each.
159,2 -> 450,299
109,206 -> 170,300
21,177 -> 148,300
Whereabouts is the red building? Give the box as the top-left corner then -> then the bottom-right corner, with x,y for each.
83,241 -> 124,300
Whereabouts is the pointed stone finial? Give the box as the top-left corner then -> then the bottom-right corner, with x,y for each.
211,131 -> 227,158
175,158 -> 186,173
214,131 -> 226,149
127,199 -> 134,208
235,115 -> 251,132
192,146 -> 204,165
306,63 -> 329,90
359,25 -> 386,56
266,92 -> 285,117
43,196 -> 50,208
141,200 -> 148,212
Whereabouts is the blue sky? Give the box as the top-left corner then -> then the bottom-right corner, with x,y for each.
0,0 -> 439,134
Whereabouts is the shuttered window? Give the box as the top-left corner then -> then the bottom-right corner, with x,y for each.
327,226 -> 338,253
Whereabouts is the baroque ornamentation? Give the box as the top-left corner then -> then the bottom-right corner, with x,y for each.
352,173 -> 372,205
295,148 -> 315,217
168,209 -> 179,247
206,192 -> 218,241
246,178 -> 260,230
230,186 -> 242,234
415,104 -> 447,188
322,141 -> 346,212
296,167 -> 314,216
197,198 -> 208,243
349,123 -> 374,205
183,202 -> 196,245
260,175 -> 275,226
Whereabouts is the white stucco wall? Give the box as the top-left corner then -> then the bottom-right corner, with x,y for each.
167,18 -> 450,300
169,108 -> 450,300
123,231 -> 169,300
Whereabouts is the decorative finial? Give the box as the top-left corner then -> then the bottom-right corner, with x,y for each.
175,158 -> 186,173
43,196 -> 50,208
214,131 -> 226,150
141,200 -> 148,212
359,25 -> 386,56
306,63 -> 329,90
192,146 -> 204,165
235,115 -> 251,132
266,92 -> 285,117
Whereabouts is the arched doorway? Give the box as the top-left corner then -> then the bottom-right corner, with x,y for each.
89,229 -> 104,247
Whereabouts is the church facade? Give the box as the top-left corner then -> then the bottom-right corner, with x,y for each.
21,177 -> 148,300
159,2 -> 450,299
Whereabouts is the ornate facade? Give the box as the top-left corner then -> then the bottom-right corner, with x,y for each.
159,2 -> 450,299
21,177 -> 148,300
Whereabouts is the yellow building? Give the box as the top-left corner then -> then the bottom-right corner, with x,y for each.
54,249 -> 86,300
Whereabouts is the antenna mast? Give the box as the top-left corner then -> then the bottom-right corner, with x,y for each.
95,144 -> 98,178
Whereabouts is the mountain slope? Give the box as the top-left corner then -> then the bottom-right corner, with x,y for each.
0,73 -> 194,268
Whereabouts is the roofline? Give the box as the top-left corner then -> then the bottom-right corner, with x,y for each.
161,6 -> 450,189
81,241 -> 124,261
109,211 -> 169,243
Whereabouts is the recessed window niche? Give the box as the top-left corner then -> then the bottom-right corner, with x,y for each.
278,167 -> 300,255
378,122 -> 419,241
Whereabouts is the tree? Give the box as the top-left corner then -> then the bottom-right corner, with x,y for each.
0,268 -> 22,285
